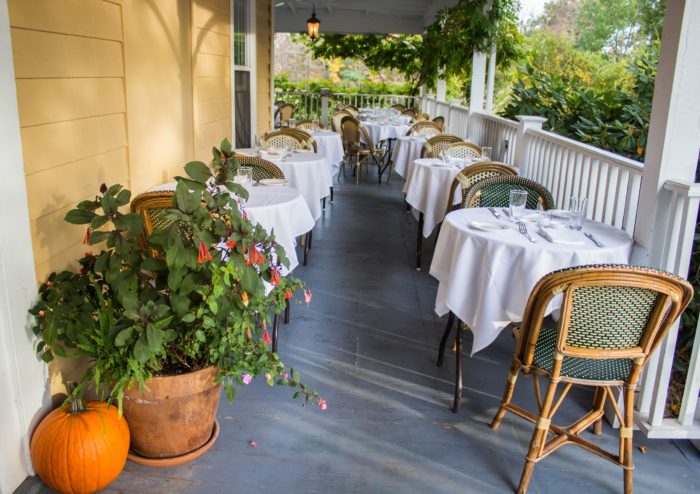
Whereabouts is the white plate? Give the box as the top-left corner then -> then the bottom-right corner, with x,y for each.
470,221 -> 510,232
549,209 -> 570,218
258,178 -> 288,186
431,163 -> 453,168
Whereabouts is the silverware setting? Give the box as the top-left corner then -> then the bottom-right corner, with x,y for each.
518,223 -> 536,243
488,207 -> 502,219
584,232 -> 605,247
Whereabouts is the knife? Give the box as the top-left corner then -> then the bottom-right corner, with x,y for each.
488,207 -> 501,219
584,232 -> 605,247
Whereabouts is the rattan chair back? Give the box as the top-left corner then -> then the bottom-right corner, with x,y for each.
277,128 -> 318,152
407,121 -> 442,137
340,115 -> 362,148
414,113 -> 430,122
130,191 -> 184,256
391,103 -> 406,112
343,105 -> 359,116
446,142 -> 482,160
421,134 -> 463,158
262,129 -> 316,152
462,176 -> 554,210
445,162 -> 517,216
278,103 -> 295,122
234,154 -> 285,181
332,110 -> 353,133
295,119 -> 322,131
432,116 -> 445,130
401,109 -> 417,119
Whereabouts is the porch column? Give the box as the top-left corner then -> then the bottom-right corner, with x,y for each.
469,50 -> 486,113
0,1 -> 47,491
485,42 -> 497,113
635,0 -> 700,263
436,79 -> 447,102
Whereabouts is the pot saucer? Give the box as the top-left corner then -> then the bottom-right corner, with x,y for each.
127,419 -> 220,467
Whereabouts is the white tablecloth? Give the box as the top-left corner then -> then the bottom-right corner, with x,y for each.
430,208 -> 634,354
404,158 -> 464,237
311,130 -> 344,169
362,122 -> 410,144
392,136 -> 426,178
148,182 -> 314,274
237,149 -> 331,221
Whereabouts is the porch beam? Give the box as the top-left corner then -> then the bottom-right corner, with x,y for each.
469,50 -> 487,114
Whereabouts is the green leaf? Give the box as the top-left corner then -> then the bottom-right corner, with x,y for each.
146,324 -> 166,353
141,257 -> 166,272
170,293 -> 190,317
184,161 -> 213,184
182,313 -> 196,323
225,383 -> 236,402
116,189 -> 131,206
65,209 -> 96,224
133,335 -> 151,363
114,327 -> 133,346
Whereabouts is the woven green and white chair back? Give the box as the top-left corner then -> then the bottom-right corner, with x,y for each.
462,176 -> 554,210
234,155 -> 285,181
446,142 -> 482,160
131,191 -> 194,257
279,128 -> 317,152
408,121 -> 442,137
446,162 -> 517,216
421,134 -> 463,158
261,132 -> 298,151
517,265 -> 693,384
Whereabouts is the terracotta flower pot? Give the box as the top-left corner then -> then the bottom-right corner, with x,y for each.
122,366 -> 221,460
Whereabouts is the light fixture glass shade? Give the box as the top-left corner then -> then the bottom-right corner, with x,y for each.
307,9 -> 320,39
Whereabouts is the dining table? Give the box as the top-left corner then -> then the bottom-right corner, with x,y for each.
309,130 -> 344,174
237,149 -> 332,221
148,182 -> 315,275
361,121 -> 411,145
391,135 -> 427,178
429,207 -> 635,354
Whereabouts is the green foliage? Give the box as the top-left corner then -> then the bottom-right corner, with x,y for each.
30,139 -> 322,412
502,48 -> 657,161
274,73 -> 409,96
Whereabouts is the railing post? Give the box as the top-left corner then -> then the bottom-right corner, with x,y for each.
448,100 -> 461,136
514,115 -> 546,175
320,88 -> 330,129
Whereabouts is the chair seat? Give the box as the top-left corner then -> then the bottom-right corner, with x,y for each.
533,324 -> 632,383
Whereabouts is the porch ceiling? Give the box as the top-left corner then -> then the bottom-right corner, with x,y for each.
274,0 -> 459,35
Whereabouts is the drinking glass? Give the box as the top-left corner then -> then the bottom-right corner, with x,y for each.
236,166 -> 253,185
536,203 -> 551,228
509,189 -> 528,222
481,146 -> 492,160
569,196 -> 588,230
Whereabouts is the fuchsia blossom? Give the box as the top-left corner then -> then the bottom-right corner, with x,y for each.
319,399 -> 327,411
270,267 -> 281,285
304,290 -> 312,305
38,310 -> 45,317
241,373 -> 252,385
262,330 -> 272,346
283,372 -> 289,380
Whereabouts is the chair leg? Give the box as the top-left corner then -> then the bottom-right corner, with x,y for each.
450,319 -> 463,413
517,377 -> 560,494
322,197 -> 326,210
416,212 -> 424,270
330,186 -> 334,203
621,385 -> 635,494
272,314 -> 280,353
437,311 -> 455,367
592,387 -> 606,435
284,299 -> 290,324
491,359 -> 522,430
308,229 -> 313,249
386,160 -> 393,184
303,231 -> 310,265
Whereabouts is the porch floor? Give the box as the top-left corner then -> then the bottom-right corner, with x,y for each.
17,170 -> 700,493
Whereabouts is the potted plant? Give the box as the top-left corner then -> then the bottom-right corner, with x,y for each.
30,139 -> 323,465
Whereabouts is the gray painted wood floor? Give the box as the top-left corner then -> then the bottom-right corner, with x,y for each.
17,171 -> 700,493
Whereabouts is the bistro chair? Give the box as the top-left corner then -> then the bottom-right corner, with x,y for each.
391,103 -> 406,112
295,119 -> 322,131
414,112 -> 430,122
407,121 -> 442,137
261,129 -> 317,153
332,109 -> 353,133
402,108 -> 417,120
444,162 -> 517,218
130,191 -> 179,257
343,104 -> 359,116
432,116 -> 445,131
462,176 -> 554,210
445,142 -> 482,160
233,154 -> 285,181
421,134 -> 463,159
274,103 -> 295,127
278,128 -> 318,152
490,264 -> 692,494
340,115 -> 383,184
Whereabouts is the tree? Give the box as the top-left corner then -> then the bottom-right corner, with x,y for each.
294,0 -> 521,97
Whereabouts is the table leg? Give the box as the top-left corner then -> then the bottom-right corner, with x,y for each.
322,197 -> 326,210
437,311 -> 455,367
450,320 -> 463,413
416,212 -> 424,270
284,299 -> 290,324
272,314 -> 280,353
330,186 -> 334,203
303,231 -> 310,266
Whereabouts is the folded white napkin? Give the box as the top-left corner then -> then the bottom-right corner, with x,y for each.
538,227 -> 586,245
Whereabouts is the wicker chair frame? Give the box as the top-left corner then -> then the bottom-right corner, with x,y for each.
262,129 -> 317,153
414,112 -> 430,122
130,191 -> 180,257
446,142 -> 483,160
391,103 -> 406,112
421,134 -> 463,158
295,119 -> 323,131
432,116 -> 445,131
444,162 -> 517,218
343,104 -> 359,116
234,154 -> 285,181
489,265 -> 692,494
407,121 -> 442,137
277,103 -> 294,122
462,176 -> 554,210
401,109 -> 417,119
332,110 -> 353,133
340,115 -> 383,184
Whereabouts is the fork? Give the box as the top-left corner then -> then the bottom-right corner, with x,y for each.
488,207 -> 501,219
519,223 -> 536,243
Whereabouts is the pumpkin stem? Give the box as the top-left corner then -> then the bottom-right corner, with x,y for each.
66,381 -> 86,414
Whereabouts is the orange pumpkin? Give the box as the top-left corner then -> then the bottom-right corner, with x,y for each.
30,395 -> 130,494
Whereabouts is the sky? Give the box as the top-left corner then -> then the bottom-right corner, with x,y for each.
519,0 -> 547,21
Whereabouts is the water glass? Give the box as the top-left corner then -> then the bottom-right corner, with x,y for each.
236,166 -> 253,185
481,146 -> 492,160
536,203 -> 551,228
569,197 -> 588,230
509,189 -> 528,222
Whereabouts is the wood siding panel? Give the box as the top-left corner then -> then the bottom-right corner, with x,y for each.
256,0 -> 272,136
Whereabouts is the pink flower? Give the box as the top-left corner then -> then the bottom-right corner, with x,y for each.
319,399 -> 327,411
45,281 -> 52,287
283,372 -> 289,380
248,440 -> 256,448
241,373 -> 252,385
304,290 -> 312,305
38,310 -> 45,317
262,330 -> 272,346
284,289 -> 294,300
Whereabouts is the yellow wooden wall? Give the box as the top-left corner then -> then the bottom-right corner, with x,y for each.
192,0 -> 232,161
256,0 -> 273,136
9,0 -> 130,284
